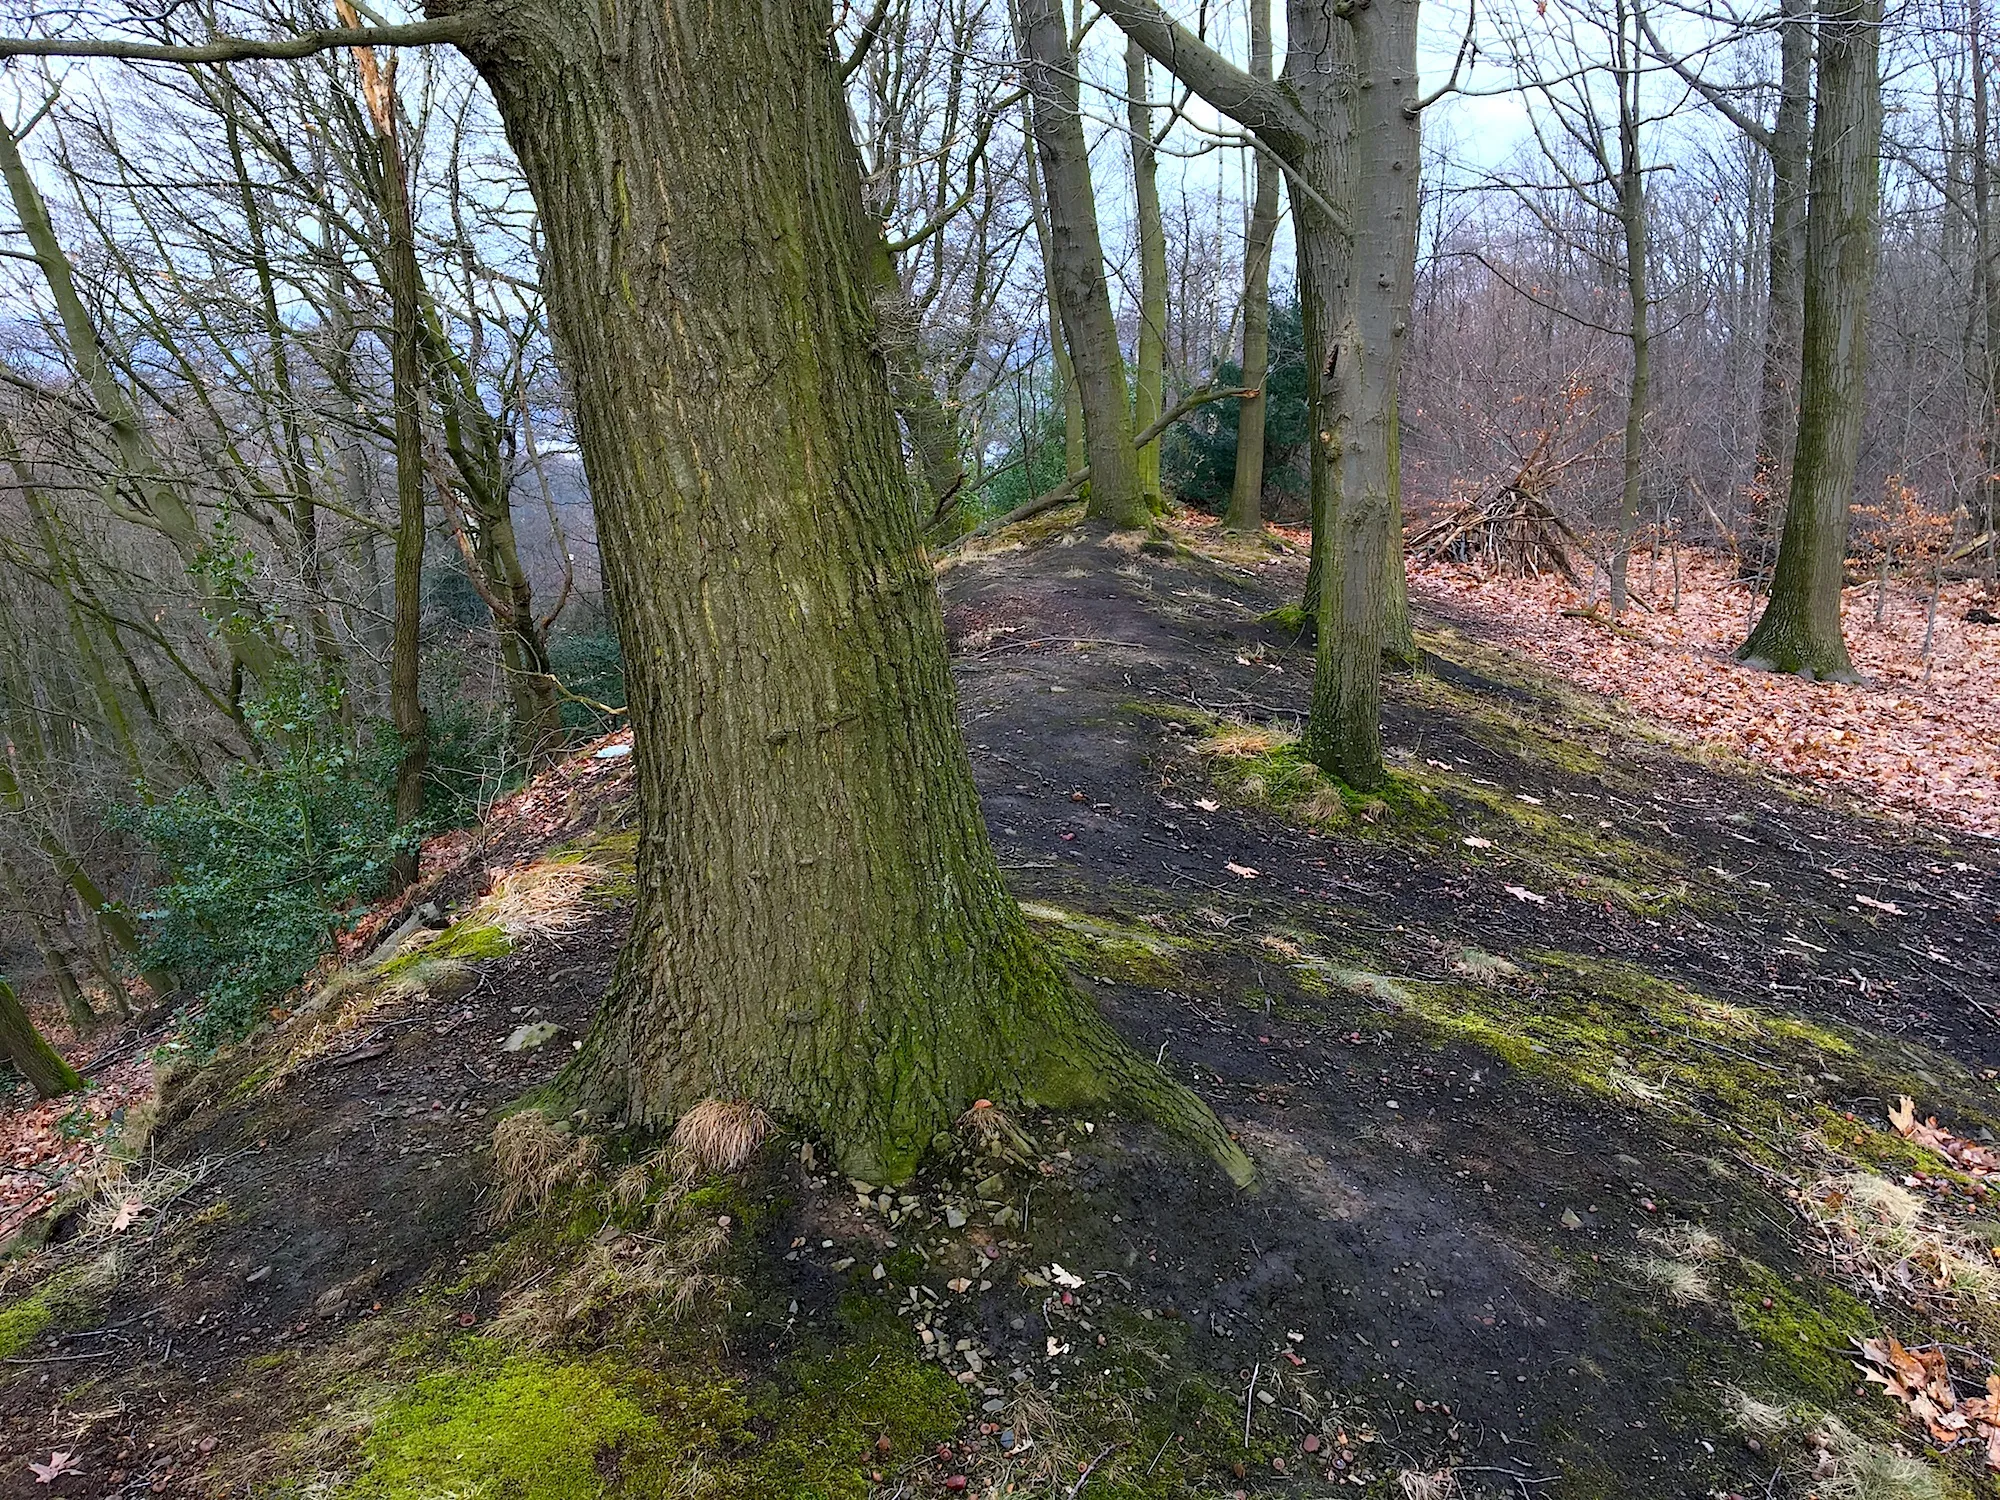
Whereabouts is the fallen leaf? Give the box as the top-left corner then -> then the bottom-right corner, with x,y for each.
1194,798 -> 1220,812
1462,836 -> 1493,850
1504,884 -> 1548,905
1855,893 -> 1906,915
1225,862 -> 1258,879
29,1451 -> 80,1484
108,1197 -> 143,1233
1048,1263 -> 1085,1288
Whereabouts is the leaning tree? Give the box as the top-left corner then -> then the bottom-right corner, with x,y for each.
0,0 -> 1249,1184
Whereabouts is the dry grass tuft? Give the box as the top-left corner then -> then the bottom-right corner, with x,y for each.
1631,1252 -> 1711,1305
489,1112 -> 602,1223
1396,1471 -> 1462,1500
669,1099 -> 772,1179
1722,1386 -> 1797,1439
1201,723 -> 1284,759
1640,1220 -> 1725,1263
476,860 -> 608,940
956,1098 -> 1037,1158
1808,1417 -> 1946,1500
1298,784 -> 1351,828
1809,1171 -> 2000,1309
488,1179 -> 736,1346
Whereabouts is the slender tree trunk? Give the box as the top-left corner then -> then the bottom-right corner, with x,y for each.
1972,0 -> 2000,547
2,865 -> 96,1032
1126,38 -> 1169,512
867,230 -> 968,524
0,979 -> 81,1100
1747,0 -> 1812,567
349,31 -> 431,879
1302,0 -> 1418,787
1018,0 -> 1147,529
1610,0 -> 1649,618
1225,0 -> 1281,534
1738,0 -> 1883,681
1019,120 -> 1086,483
452,0 -> 1245,1184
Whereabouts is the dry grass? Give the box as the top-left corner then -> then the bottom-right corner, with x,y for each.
668,1099 -> 771,1179
1631,1252 -> 1711,1305
1201,723 -> 1285,759
1809,1171 -> 2000,1310
475,860 -> 608,940
487,1177 -> 736,1346
1639,1220 -> 1725,1262
1723,1390 -> 1945,1500
1396,1471 -> 1462,1500
488,1112 -> 602,1223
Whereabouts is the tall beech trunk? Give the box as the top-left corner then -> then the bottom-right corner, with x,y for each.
1017,0 -> 1147,529
1126,38 -> 1168,512
0,979 -> 81,1100
451,0 -> 1245,1183
1225,0 -> 1281,534
1972,0 -> 2000,547
1738,0 -> 1883,681
1303,0 -> 1419,786
1749,0 -> 1812,564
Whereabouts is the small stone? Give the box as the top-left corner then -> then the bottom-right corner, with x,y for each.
501,1022 -> 563,1053
944,1477 -> 968,1493
1559,1209 -> 1584,1231
998,1427 -> 1017,1450
1303,1434 -> 1321,1453
944,1206 -> 968,1229
246,1266 -> 272,1284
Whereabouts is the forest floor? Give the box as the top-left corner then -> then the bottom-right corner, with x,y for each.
0,515 -> 1998,1499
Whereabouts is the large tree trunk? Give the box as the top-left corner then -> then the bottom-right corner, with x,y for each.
866,231 -> 969,526
1017,0 -> 1147,529
1737,0 -> 1882,681
451,0 -> 1244,1184
1225,0 -> 1281,535
1301,0 -> 1417,788
1126,38 -> 1169,512
1747,0 -> 1812,567
0,979 -> 81,1101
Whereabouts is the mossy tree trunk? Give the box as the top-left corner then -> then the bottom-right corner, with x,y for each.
1126,38 -> 1169,513
1737,0 -> 1882,682
1303,0 -> 1419,787
1224,0 -> 1281,535
1018,120 -> 1087,487
0,979 -> 81,1101
451,0 -> 1245,1184
1017,0 -> 1147,529
1609,0 -> 1649,619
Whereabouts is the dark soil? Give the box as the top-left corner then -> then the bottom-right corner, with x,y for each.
2,523 -> 1997,1500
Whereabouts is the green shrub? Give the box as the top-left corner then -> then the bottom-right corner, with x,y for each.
1163,296 -> 1309,514
116,678 -> 421,1045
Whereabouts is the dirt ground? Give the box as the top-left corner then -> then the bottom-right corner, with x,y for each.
1,520 -> 1998,1500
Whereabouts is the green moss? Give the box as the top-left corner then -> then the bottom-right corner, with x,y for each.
1021,902 -> 1188,986
345,1350 -> 671,1499
551,829 -> 640,903
1724,1259 -> 1876,1405
340,1332 -> 962,1500
381,922 -> 513,979
1259,602 -> 1312,636
0,1276 -> 66,1358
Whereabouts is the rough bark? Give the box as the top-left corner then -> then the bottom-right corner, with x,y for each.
1225,0 -> 1281,535
449,0 -> 1247,1184
867,229 -> 968,524
1738,0 -> 1882,680
1126,38 -> 1169,512
0,979 -> 82,1100
1302,0 -> 1419,787
1749,0 -> 1812,564
1019,119 -> 1087,483
1018,0 -> 1147,529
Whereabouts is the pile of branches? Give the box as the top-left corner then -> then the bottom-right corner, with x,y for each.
1409,484 -> 1585,584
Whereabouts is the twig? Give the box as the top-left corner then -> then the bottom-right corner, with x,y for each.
1243,1362 -> 1259,1447
1067,1445 -> 1117,1496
